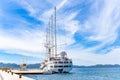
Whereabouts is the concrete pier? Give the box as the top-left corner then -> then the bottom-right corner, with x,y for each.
12,69 -> 44,74
0,70 -> 34,80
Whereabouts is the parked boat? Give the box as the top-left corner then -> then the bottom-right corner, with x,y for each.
40,7 -> 73,73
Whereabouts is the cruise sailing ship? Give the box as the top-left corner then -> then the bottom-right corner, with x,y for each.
40,7 -> 73,74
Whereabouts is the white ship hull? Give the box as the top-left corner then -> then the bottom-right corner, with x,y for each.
40,58 -> 72,73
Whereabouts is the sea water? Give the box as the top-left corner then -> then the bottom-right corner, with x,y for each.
25,67 -> 120,80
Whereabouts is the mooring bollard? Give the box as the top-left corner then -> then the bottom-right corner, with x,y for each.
19,74 -> 22,78
11,72 -> 13,75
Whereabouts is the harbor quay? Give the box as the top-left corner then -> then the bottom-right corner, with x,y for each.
0,70 -> 34,80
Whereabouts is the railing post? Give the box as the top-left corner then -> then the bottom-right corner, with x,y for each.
11,72 -> 13,75
19,74 -> 22,78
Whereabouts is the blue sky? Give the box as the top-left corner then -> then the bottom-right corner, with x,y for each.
0,0 -> 120,65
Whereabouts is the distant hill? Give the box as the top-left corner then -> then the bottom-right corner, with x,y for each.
27,63 -> 41,69
73,64 -> 120,68
0,62 -> 120,69
0,63 -> 19,69
0,62 -> 40,69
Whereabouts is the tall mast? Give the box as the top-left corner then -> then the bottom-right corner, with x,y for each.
45,7 -> 57,59
48,18 -> 51,58
46,19 -> 51,60
51,15 -> 54,57
54,7 -> 57,57
46,26 -> 48,60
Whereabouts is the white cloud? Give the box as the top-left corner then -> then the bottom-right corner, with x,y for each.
0,9 -> 3,17
0,29 -> 46,58
68,46 -> 120,66
61,12 -> 79,34
65,0 -> 120,65
0,0 -> 77,59
17,0 -> 36,15
39,0 -> 69,22
57,0 -> 68,10
78,0 -> 120,51
16,0 -> 68,21
1,0 -> 120,65
15,0 -> 79,36
37,0 -> 79,47
15,0 -> 50,18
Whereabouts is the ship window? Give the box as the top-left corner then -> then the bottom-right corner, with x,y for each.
58,66 -> 63,67
64,62 -> 68,63
59,62 -> 63,63
54,66 -> 58,68
50,66 -> 53,68
54,62 -> 57,64
64,65 -> 72,67
70,61 -> 72,63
